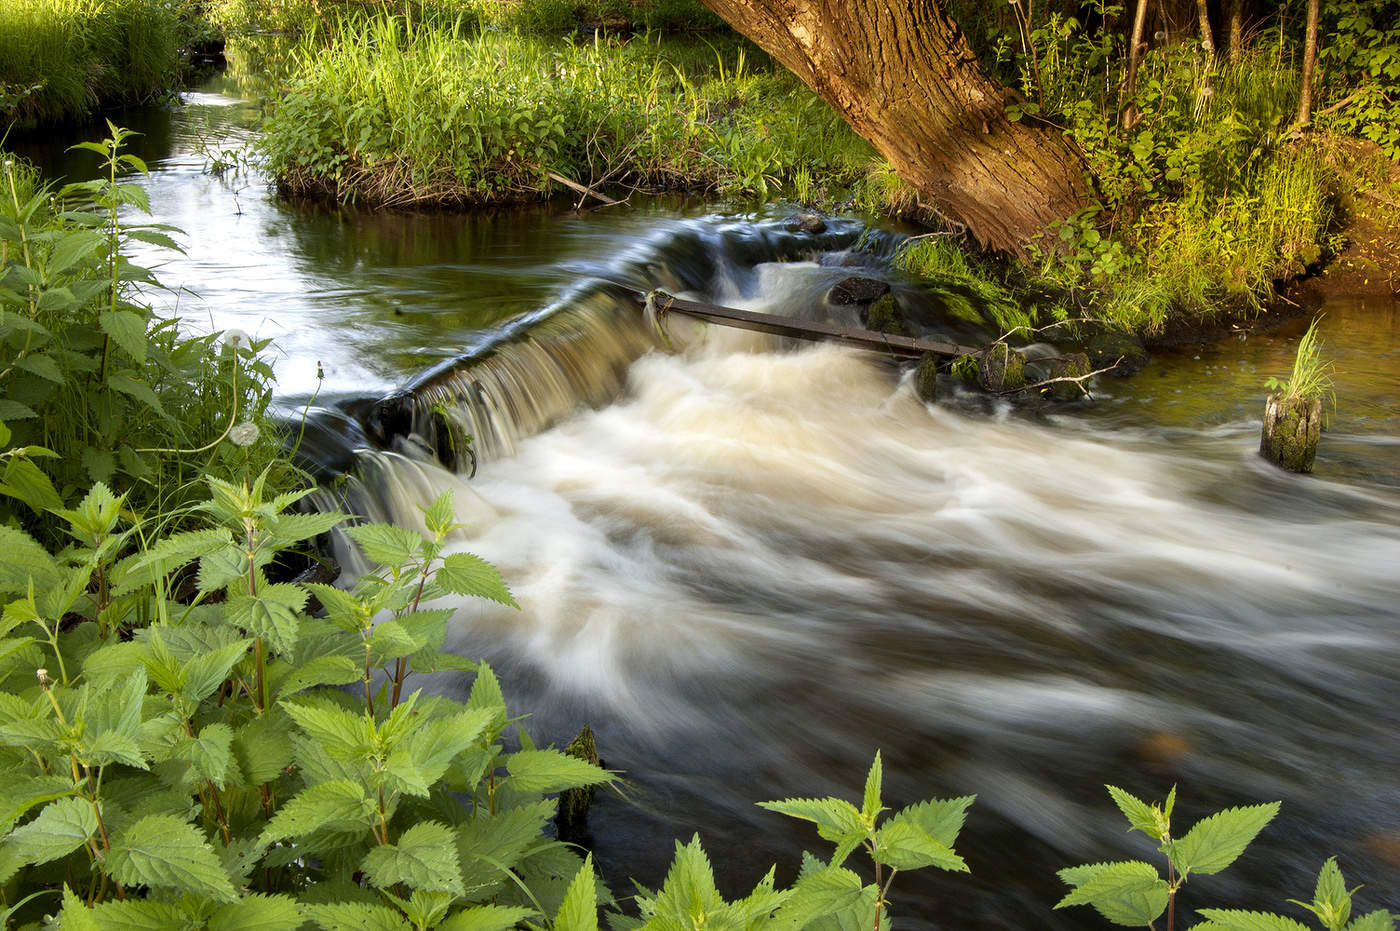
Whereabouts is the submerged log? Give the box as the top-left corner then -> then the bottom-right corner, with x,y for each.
635,290 -> 979,361
1261,394 -> 1322,472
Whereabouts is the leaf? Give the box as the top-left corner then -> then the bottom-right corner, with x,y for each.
437,552 -> 518,607
258,779 -> 376,845
503,748 -> 614,795
0,457 -> 64,513
15,353 -> 63,383
888,795 -> 976,849
1345,911 -> 1396,931
267,511 -> 347,547
438,904 -> 539,931
0,400 -> 37,421
0,525 -> 60,595
233,710 -> 296,785
1195,909 -> 1312,931
46,230 -> 104,274
82,898 -> 189,930
1107,785 -> 1164,839
3,796 -> 98,865
99,311 -> 150,364
226,584 -> 309,653
124,227 -> 183,251
1166,802 -> 1280,877
1055,860 -> 1169,927
346,523 -> 423,567
1304,856 -> 1353,929
283,699 -> 373,761
107,372 -> 169,420
870,819 -> 967,872
554,853 -> 598,931
182,638 -> 253,703
107,814 -> 238,903
650,835 -> 722,926
772,866 -> 876,929
860,751 -> 883,824
756,797 -> 864,841
187,723 -> 235,788
208,894 -> 303,931
387,708 -> 493,796
302,902 -> 414,931
362,821 -> 466,896
456,801 -> 556,890
278,655 -> 362,698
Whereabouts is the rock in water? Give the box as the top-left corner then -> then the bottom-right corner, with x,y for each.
916,353 -> 939,402
828,276 -> 891,305
1045,352 -> 1091,400
788,213 -> 827,234
555,725 -> 601,844
1260,394 -> 1322,472
1082,323 -> 1148,376
979,342 -> 1027,391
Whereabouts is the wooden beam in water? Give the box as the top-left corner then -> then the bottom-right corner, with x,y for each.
633,291 -> 980,361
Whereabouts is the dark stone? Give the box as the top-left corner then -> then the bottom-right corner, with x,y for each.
916,353 -> 939,402
1083,323 -> 1148,376
369,392 -> 415,444
1260,394 -> 1322,472
859,293 -> 907,335
788,212 -> 827,234
1045,351 -> 1091,400
829,276 -> 891,305
978,342 -> 1027,392
555,725 -> 602,845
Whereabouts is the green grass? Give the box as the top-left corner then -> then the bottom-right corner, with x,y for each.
259,18 -> 873,207
0,0 -> 184,130
1266,315 -> 1335,403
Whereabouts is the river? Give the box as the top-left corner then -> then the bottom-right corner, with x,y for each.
17,69 -> 1400,929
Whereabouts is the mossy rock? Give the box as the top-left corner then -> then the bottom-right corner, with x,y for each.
829,275 -> 890,305
788,213 -> 827,234
1260,394 -> 1322,473
915,352 -> 939,402
978,342 -> 1026,392
860,293 -> 911,336
555,725 -> 601,844
1044,351 -> 1091,400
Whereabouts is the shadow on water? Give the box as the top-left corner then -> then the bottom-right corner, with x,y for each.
12,63 -> 1400,930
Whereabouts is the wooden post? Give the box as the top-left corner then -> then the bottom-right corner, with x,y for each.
1260,393 -> 1322,472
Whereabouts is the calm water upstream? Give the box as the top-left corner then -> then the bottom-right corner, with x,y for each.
21,73 -> 1400,928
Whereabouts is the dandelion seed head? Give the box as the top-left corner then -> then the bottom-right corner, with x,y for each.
221,328 -> 251,352
230,420 -> 260,447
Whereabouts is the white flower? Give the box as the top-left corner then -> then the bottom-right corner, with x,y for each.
229,420 -> 260,447
221,328 -> 251,353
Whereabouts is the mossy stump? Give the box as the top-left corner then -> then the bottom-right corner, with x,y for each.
915,352 -> 938,402
1260,394 -> 1322,473
978,342 -> 1026,392
555,725 -> 601,844
1045,352 -> 1091,400
859,293 -> 910,336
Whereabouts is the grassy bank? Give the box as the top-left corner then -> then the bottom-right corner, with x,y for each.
0,0 -> 195,131
260,18 -> 875,206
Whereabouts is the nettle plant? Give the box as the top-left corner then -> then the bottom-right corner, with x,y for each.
612,752 -> 975,931
0,478 -> 617,929
1056,786 -> 1393,931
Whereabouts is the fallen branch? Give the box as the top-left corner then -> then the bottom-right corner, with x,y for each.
545,170 -> 622,207
995,357 -> 1125,400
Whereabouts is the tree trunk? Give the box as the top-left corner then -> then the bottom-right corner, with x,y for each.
1195,0 -> 1216,61
1227,0 -> 1245,63
1122,0 -> 1151,129
696,0 -> 1089,254
1296,0 -> 1320,126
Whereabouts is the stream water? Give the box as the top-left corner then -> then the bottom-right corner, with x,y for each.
18,72 -> 1400,928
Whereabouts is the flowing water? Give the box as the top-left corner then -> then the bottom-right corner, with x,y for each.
19,72 -> 1400,928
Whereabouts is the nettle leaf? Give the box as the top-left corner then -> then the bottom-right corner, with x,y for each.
302,902 -> 414,931
207,894 -> 303,931
370,619 -> 423,660
107,372 -> 169,420
1055,860 -> 1169,927
3,796 -> 98,865
283,698 -> 374,761
226,584 -> 309,653
0,774 -> 77,833
438,904 -> 539,931
182,638 -> 253,703
99,311 -> 149,364
456,801 -> 556,888
466,663 -> 507,724
1107,785 -> 1163,838
304,582 -> 370,633
1166,802 -> 1280,877
1305,856 -> 1352,928
651,835 -> 722,925
860,752 -> 884,825
362,821 -> 466,896
773,865 -> 877,930
502,748 -> 614,795
437,553 -> 518,607
1195,909 -> 1312,931
887,795 -> 976,849
279,655 -> 362,698
81,897 -> 189,930
871,819 -> 967,872
757,796 -> 864,842
347,523 -> 423,567
233,709 -> 296,785
259,779 -> 377,845
385,708 -> 492,797
553,853 -> 598,931
1344,911 -> 1397,931
185,723 -> 235,788
267,511 -> 347,547
0,526 -> 61,596
113,529 -> 231,596
107,814 -> 238,903
46,229 -> 104,274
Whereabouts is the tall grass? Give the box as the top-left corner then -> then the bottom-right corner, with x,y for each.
259,18 -> 873,206
0,0 -> 183,130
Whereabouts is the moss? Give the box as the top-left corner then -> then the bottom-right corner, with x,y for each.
1044,352 -> 1091,400
861,293 -> 907,335
978,342 -> 1026,392
555,725 -> 601,843
1260,394 -> 1323,473
915,353 -> 939,402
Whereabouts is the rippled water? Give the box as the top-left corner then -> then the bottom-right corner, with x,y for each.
20,73 -> 1400,929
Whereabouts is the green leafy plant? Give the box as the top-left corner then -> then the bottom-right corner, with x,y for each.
1196,857 -> 1393,931
1056,785 -> 1280,929
1264,316 -> 1335,405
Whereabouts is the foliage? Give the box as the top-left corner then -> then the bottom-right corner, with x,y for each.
1264,316 -> 1335,405
0,474 -> 626,928
0,0 -> 185,131
0,127 -> 289,543
1312,0 -> 1400,159
258,18 -> 871,207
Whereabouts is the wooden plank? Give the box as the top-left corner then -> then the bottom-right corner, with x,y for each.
634,291 -> 980,361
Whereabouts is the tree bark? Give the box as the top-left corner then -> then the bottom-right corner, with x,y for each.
1296,0 -> 1320,126
696,0 -> 1089,254
1195,0 -> 1216,62
1227,0 -> 1245,64
1122,0 -> 1150,129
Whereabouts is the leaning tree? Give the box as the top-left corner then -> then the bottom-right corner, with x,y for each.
698,0 -> 1090,253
